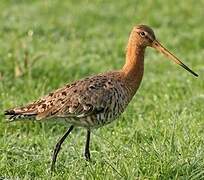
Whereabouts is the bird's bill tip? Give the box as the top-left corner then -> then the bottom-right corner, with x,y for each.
151,40 -> 198,77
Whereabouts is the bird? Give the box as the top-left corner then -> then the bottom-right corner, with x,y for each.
4,25 -> 198,171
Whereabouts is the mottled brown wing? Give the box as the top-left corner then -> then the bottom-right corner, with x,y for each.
5,73 -> 118,122
36,75 -> 116,120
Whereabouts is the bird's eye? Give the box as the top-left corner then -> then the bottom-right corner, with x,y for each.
139,32 -> 146,37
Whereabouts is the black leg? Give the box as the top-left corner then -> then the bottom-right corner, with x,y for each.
84,129 -> 91,160
51,125 -> 74,171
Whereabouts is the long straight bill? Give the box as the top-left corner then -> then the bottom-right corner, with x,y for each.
152,40 -> 198,77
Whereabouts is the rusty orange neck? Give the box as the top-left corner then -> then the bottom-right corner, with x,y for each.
122,39 -> 145,94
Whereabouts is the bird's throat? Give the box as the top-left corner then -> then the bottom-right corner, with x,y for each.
122,43 -> 145,94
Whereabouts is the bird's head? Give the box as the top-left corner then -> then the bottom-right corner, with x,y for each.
130,25 -> 198,77
133,25 -> 156,47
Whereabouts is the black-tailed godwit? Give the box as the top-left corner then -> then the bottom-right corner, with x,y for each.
5,25 -> 198,171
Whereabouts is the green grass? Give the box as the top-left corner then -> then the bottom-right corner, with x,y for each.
0,0 -> 204,179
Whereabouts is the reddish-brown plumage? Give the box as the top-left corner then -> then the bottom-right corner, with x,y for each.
5,25 -> 198,170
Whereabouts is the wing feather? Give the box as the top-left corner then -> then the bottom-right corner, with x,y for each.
5,72 -> 121,123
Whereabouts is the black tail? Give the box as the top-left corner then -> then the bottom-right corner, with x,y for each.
4,109 -> 16,115
4,109 -> 37,122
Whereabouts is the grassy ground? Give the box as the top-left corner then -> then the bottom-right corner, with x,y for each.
0,0 -> 204,179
